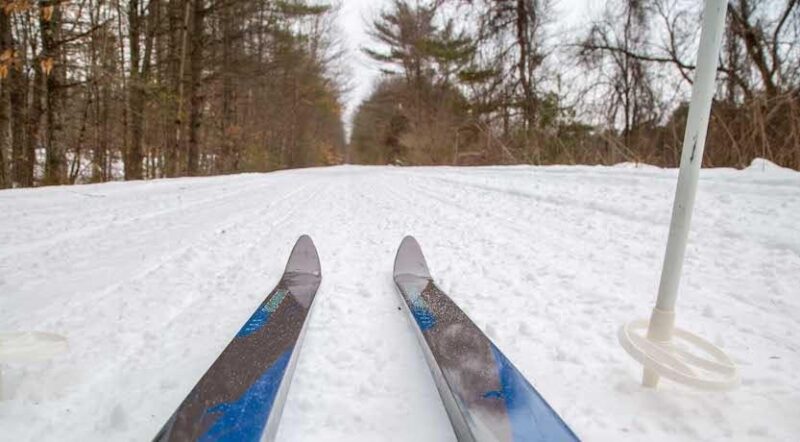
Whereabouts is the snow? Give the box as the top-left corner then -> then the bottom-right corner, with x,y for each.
1,164 -> 799,441
613,161 -> 662,170
746,157 -> 797,175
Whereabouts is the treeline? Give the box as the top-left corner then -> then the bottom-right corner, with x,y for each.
0,0 -> 345,188
351,0 -> 800,169
1,1 -> 797,189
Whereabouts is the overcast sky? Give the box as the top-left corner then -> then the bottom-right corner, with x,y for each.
335,0 -> 605,129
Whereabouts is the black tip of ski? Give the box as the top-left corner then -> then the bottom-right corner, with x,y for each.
393,236 -> 432,279
285,234 -> 321,276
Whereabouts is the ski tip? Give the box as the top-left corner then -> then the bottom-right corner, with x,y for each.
393,236 -> 432,279
285,235 -> 321,276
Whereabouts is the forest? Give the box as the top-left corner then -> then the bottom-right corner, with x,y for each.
351,0 -> 800,169
1,0 -> 798,189
0,0 -> 345,188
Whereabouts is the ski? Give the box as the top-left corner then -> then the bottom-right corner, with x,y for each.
393,236 -> 578,442
155,235 -> 322,442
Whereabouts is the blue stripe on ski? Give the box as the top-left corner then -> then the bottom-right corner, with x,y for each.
407,288 -> 437,331
199,349 -> 293,442
410,300 -> 436,331
488,345 -> 578,442
236,290 -> 289,338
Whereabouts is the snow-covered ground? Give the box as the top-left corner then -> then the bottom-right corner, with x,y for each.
1,163 -> 798,441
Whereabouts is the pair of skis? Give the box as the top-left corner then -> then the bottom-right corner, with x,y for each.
155,236 -> 578,441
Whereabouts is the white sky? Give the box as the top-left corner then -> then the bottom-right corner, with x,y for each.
335,0 -> 605,129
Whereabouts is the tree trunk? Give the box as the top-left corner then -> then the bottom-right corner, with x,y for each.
0,80 -> 6,188
219,0 -> 235,173
42,1 -> 65,186
0,7 -> 9,188
127,0 -> 143,180
729,2 -> 778,98
24,56 -> 44,187
167,0 -> 192,178
95,78 -> 111,182
2,5 -> 28,187
516,0 -> 536,132
187,0 -> 204,176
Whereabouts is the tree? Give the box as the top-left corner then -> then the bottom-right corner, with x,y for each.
358,0 -> 475,164
579,0 -> 660,157
462,0 -> 550,132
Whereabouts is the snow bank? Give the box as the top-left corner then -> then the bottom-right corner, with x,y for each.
613,161 -> 662,170
746,157 -> 796,174
0,164 -> 798,441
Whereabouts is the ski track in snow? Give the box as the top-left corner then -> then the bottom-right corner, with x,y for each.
0,164 -> 798,441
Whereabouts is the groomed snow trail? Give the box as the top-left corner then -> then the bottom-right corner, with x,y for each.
1,164 -> 798,441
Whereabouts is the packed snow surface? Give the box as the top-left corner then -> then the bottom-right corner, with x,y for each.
1,164 -> 799,441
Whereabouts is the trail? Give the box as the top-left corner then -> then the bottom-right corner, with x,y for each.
1,164 -> 798,441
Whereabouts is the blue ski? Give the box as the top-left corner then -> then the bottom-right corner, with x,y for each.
393,236 -> 579,442
155,235 -> 321,442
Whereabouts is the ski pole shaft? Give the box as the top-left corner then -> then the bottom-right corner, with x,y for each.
646,0 -> 727,388
654,0 -> 727,314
